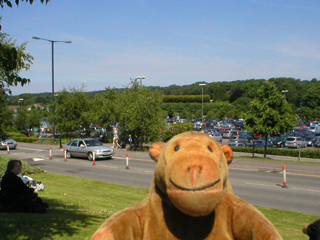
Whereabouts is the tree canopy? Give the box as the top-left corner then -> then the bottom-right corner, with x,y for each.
245,81 -> 297,157
0,0 -> 50,8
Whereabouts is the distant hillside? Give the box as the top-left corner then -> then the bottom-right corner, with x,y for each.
7,77 -> 320,111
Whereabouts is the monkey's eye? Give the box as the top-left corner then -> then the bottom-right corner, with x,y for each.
207,146 -> 213,152
175,145 -> 180,151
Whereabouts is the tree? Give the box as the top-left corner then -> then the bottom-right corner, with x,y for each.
0,0 -> 50,138
245,81 -> 297,157
0,0 -> 50,9
55,89 -> 92,135
0,93 -> 13,137
0,31 -> 33,94
26,108 -> 42,130
15,106 -> 28,130
120,79 -> 165,148
92,87 -> 122,131
0,31 -> 34,138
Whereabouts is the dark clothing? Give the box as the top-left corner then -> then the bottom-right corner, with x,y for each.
0,172 -> 47,213
307,219 -> 320,240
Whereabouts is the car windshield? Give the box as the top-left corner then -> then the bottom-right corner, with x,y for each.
286,138 -> 295,141
84,139 -> 102,146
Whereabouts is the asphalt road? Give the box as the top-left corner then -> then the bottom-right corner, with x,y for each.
1,142 -> 320,215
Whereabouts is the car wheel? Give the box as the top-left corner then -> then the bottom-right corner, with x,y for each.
87,152 -> 93,161
66,150 -> 72,158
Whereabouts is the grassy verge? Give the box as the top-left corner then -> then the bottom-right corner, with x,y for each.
0,171 -> 319,240
0,172 -> 149,240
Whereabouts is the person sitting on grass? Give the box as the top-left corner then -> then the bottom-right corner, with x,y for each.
0,160 -> 48,213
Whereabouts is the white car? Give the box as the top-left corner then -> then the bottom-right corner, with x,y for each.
64,138 -> 115,161
0,138 -> 17,150
209,133 -> 223,142
284,136 -> 307,149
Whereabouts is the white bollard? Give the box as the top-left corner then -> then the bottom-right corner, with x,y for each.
7,143 -> 10,154
282,166 -> 288,188
126,154 -> 130,169
64,148 -> 67,161
92,151 -> 96,165
49,147 -> 52,159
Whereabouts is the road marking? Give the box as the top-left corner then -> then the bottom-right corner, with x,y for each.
18,147 -> 47,152
230,167 -> 320,178
244,182 -> 320,193
33,158 -> 45,161
113,156 -> 154,162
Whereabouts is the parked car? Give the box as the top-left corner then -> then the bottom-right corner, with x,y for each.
64,138 -> 115,161
284,136 -> 307,149
208,132 -> 223,142
222,130 -> 239,139
247,140 -> 273,148
228,142 -> 246,147
271,135 -> 287,148
239,132 -> 255,143
304,135 -> 316,147
228,136 -> 248,146
0,138 -> 17,150
314,139 -> 320,148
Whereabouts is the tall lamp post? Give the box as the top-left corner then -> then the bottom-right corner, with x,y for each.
135,76 -> 146,85
199,83 -> 207,125
32,36 -> 72,142
18,98 -> 24,107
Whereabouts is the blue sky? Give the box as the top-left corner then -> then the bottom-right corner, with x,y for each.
2,0 -> 320,95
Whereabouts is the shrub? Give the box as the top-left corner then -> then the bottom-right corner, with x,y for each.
0,156 -> 44,177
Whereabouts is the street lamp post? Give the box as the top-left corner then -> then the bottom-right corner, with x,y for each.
18,98 -> 24,107
199,83 -> 207,125
281,90 -> 289,100
135,76 -> 146,85
32,36 -> 72,142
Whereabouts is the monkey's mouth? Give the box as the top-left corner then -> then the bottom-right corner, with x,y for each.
169,178 -> 221,191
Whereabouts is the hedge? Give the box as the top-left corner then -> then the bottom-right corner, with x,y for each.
231,146 -> 320,159
164,95 -> 211,103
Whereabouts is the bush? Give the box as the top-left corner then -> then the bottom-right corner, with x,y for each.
0,156 -> 44,177
160,122 -> 194,142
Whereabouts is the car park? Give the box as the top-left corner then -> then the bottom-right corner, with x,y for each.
64,138 -> 115,161
284,136 -> 307,148
0,138 -> 17,150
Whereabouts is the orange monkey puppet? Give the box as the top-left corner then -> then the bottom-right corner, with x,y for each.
92,131 -> 282,240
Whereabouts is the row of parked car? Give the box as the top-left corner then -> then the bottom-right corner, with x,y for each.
227,135 -> 316,149
201,125 -> 320,149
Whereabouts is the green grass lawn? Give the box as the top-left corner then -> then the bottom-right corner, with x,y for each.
0,172 -> 319,240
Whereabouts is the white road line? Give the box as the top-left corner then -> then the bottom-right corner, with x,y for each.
244,182 -> 320,193
18,147 -> 47,152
